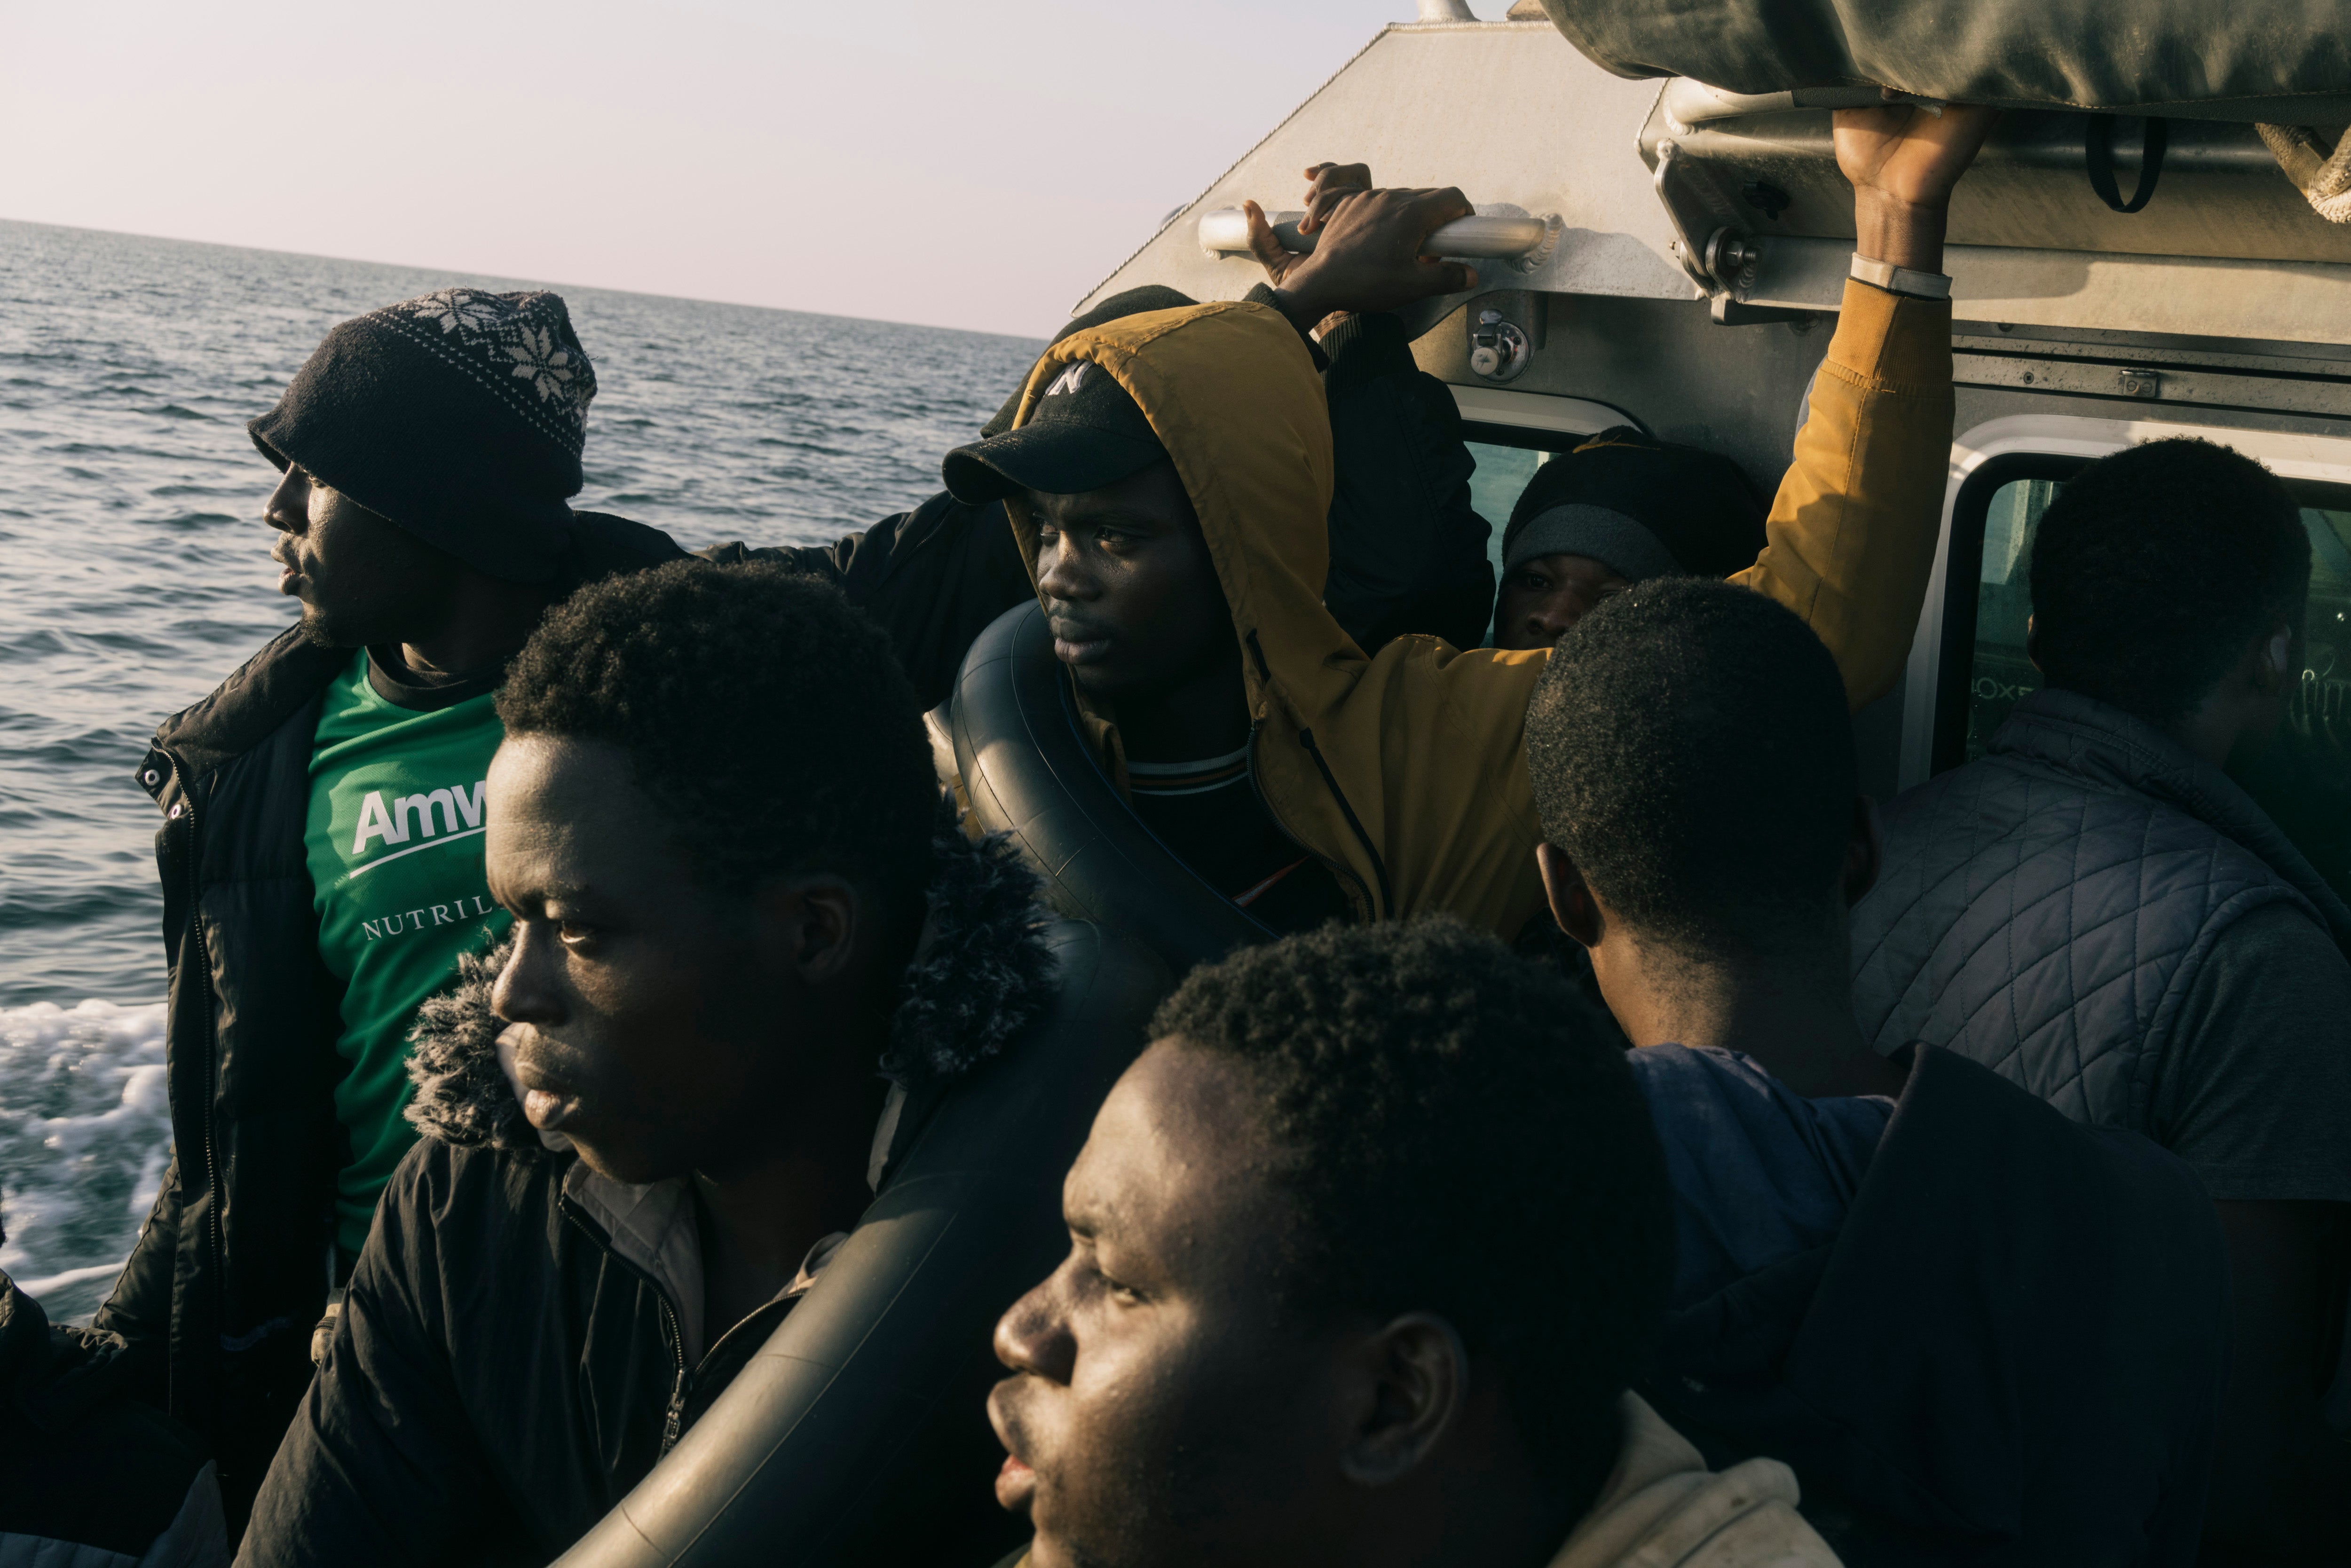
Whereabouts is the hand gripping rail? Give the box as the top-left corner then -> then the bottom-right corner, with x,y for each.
1197,207 -> 1562,273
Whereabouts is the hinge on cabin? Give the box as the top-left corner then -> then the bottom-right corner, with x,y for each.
1654,142 -> 1811,327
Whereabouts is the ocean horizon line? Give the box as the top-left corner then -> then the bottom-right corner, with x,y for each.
0,213 -> 1054,346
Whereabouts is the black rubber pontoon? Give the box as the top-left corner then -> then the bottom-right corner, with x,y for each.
948,601 -> 1268,972
551,916 -> 1166,1568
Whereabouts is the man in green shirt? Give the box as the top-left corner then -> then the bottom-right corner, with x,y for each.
303,658 -> 507,1258
106,286 -> 687,1529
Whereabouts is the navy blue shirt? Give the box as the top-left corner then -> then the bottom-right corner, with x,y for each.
1626,1044 -> 1892,1309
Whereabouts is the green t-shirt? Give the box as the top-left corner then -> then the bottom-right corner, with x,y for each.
304,650 -> 509,1257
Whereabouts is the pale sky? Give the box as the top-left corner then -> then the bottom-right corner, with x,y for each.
0,0 -> 1482,339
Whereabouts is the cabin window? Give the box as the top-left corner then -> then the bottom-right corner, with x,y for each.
1465,438 -> 1564,634
1939,455 -> 2351,897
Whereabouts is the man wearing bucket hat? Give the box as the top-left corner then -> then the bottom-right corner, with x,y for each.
99,287 -> 688,1534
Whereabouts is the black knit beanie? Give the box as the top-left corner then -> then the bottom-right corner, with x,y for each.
249,288 -> 598,584
1502,428 -> 1767,583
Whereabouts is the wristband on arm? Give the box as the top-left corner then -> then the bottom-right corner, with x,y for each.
1850,253 -> 1952,300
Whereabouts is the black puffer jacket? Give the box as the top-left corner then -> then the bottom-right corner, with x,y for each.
99,514 -> 691,1532
241,831 -> 1149,1568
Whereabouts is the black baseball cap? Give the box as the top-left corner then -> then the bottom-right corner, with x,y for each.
942,359 -> 1170,504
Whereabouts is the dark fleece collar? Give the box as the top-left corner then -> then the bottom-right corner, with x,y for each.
403,826 -> 1057,1158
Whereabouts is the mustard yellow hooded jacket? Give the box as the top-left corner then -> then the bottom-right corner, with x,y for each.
995,281 -> 1951,937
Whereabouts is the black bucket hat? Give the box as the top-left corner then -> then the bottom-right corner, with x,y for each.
249,288 -> 597,584
1503,427 -> 1767,583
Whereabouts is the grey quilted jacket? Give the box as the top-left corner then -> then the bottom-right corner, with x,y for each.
1849,687 -> 2351,1131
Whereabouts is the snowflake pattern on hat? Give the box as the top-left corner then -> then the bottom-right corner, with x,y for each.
410,290 -> 505,336
370,287 -> 598,456
504,323 -> 578,403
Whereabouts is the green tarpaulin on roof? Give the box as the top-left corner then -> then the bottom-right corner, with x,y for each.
1534,0 -> 2351,120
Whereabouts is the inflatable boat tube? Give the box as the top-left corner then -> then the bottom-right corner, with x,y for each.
948,601 -> 1270,974
552,917 -> 1168,1568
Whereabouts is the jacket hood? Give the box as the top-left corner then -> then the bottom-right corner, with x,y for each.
1549,1394 -> 1832,1567
1004,302 -> 1551,933
403,825 -> 1057,1157
1002,301 -> 1339,700
1997,687 -> 2351,948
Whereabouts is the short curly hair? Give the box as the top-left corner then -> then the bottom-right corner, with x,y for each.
498,560 -> 939,920
1149,918 -> 1673,1490
2030,439 -> 2310,728
1525,577 -> 1854,961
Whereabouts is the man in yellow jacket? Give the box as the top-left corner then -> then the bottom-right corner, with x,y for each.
944,103 -> 1995,941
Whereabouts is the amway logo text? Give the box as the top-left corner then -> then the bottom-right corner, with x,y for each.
348,780 -> 488,878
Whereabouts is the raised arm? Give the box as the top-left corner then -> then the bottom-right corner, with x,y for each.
697,490 -> 1033,712
1245,166 -> 1497,651
1732,102 -> 1997,710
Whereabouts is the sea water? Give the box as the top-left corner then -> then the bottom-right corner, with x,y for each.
0,218 -> 1045,1321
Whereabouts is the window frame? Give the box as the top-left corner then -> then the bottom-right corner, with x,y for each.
1448,386 -> 1643,451
1928,452 -> 2089,776
1902,414 -> 2351,791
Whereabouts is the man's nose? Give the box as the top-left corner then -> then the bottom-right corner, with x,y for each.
992,1276 -> 1076,1384
263,467 -> 308,535
491,925 -> 566,1026
1526,591 -> 1582,646
1035,534 -> 1093,602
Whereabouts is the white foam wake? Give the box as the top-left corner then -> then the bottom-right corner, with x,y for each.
0,999 -> 171,1324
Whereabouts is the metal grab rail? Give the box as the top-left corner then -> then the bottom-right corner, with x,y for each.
1196,207 -> 1556,266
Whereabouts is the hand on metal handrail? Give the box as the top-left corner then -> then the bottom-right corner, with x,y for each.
1198,207 -> 1555,264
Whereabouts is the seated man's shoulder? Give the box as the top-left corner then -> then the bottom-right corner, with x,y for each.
379,1128 -> 571,1261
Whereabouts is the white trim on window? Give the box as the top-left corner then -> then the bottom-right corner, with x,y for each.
1447,385 -> 1637,438
1898,415 -> 2351,791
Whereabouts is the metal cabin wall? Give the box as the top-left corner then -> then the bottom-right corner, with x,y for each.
1070,14 -> 2351,804
1079,18 -> 2351,352
1072,21 -> 1694,317
1420,293 -> 1831,508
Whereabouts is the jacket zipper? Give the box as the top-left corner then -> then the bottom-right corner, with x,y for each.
171,761 -> 230,1364
560,1202 -> 692,1454
1241,719 -> 1370,921
1295,728 -> 1395,920
1239,631 -> 1389,921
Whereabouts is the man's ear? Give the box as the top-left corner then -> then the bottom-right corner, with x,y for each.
2024,612 -> 2041,674
1336,1312 -> 1469,1489
1536,842 -> 1604,950
1844,795 -> 1885,907
751,875 -> 862,983
2256,619 -> 2295,693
